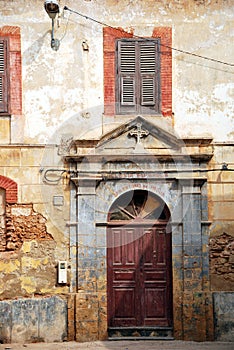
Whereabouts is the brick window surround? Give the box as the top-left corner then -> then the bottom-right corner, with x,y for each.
103,27 -> 172,117
0,175 -> 18,203
0,26 -> 22,116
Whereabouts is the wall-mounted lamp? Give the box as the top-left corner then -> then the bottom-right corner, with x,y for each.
44,0 -> 60,51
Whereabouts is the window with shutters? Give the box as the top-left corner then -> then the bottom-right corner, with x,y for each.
116,39 -> 161,115
0,38 -> 9,114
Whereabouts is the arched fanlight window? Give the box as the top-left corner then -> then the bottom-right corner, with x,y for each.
109,190 -> 169,221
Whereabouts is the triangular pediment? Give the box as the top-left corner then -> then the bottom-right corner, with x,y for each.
65,116 -> 213,163
96,116 -> 182,154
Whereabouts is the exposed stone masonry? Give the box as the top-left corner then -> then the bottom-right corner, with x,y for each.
0,226 -> 6,251
210,233 -> 234,282
0,204 -> 53,251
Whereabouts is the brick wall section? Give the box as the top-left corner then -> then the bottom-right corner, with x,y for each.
5,204 -> 53,251
103,26 -> 172,117
152,27 -> 172,117
103,27 -> 133,115
0,26 -> 22,116
0,174 -> 54,251
0,175 -> 17,203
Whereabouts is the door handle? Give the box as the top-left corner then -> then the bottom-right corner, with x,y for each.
153,250 -> 157,259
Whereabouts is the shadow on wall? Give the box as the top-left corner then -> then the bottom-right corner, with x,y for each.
23,31 -> 50,65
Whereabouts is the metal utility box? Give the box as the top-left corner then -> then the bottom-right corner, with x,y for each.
58,261 -> 67,284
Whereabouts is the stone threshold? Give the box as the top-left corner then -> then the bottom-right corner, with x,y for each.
108,326 -> 174,340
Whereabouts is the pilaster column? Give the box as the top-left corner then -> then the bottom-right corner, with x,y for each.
179,178 -> 213,341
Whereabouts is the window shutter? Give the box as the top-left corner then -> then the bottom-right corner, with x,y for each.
140,42 -> 157,106
121,76 -> 135,104
0,39 -> 7,113
141,76 -> 155,105
118,42 -> 136,106
116,39 -> 160,114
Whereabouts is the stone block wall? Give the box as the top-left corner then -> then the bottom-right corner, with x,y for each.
67,292 -> 107,342
182,292 -> 214,341
208,144 -> 234,287
207,144 -> 234,341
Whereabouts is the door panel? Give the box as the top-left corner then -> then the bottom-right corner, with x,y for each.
107,225 -> 172,328
114,288 -> 136,317
108,227 -> 139,326
144,287 -> 167,319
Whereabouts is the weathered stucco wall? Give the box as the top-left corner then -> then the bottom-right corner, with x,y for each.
0,0 -> 233,143
0,0 -> 233,343
0,296 -> 67,343
213,292 -> 234,341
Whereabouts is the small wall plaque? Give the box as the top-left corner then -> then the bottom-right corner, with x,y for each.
53,195 -> 64,206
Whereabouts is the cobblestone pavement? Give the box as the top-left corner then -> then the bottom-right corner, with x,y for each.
0,341 -> 233,350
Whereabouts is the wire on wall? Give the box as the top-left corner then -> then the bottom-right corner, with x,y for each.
63,6 -> 234,68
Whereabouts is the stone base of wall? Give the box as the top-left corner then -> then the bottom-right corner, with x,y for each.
213,292 -> 234,341
68,292 -> 215,342
0,296 -> 67,343
68,292 -> 107,342
181,292 -> 214,341
2,292 -> 232,343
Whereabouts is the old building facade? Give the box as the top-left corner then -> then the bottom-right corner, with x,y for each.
0,0 -> 233,344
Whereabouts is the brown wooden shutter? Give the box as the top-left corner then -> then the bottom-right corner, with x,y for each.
0,39 -> 8,113
117,39 -> 160,114
119,41 -> 136,106
140,42 -> 156,106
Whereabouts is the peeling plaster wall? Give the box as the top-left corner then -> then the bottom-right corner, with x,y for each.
0,0 -> 233,343
0,146 -> 71,299
0,296 -> 67,343
0,0 -> 233,143
213,292 -> 234,341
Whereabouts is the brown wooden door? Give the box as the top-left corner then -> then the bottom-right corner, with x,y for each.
107,224 -> 172,327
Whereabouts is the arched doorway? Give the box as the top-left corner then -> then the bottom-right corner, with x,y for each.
107,190 -> 173,332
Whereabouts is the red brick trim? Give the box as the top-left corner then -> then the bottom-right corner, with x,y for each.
152,27 -> 172,117
0,175 -> 18,203
0,26 -> 22,115
103,27 -> 133,116
103,26 -> 172,117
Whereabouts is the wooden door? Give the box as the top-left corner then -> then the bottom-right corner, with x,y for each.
107,224 -> 172,327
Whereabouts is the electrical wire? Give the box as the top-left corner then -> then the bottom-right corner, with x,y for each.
43,166 -> 234,182
58,8 -> 71,42
43,169 -> 67,183
64,6 -> 234,68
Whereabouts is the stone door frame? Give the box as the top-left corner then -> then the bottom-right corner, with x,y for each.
68,170 -> 212,340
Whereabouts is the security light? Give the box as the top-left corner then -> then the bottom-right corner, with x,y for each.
44,0 -> 60,51
44,0 -> 60,19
